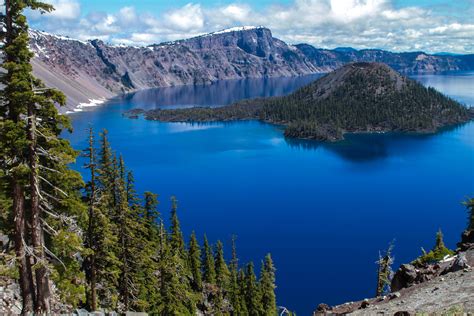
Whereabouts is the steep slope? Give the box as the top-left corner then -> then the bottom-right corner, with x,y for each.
29,27 -> 321,111
29,27 -> 474,111
137,62 -> 472,141
314,249 -> 474,315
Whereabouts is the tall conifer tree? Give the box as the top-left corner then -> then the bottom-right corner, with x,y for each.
202,235 -> 216,284
1,1 -> 86,313
245,262 -> 262,315
260,254 -> 277,315
188,231 -> 203,291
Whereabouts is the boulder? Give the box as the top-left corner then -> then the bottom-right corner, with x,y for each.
457,230 -> 474,251
446,253 -> 470,273
391,264 -> 418,292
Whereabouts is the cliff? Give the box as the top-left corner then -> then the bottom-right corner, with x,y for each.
29,27 -> 474,111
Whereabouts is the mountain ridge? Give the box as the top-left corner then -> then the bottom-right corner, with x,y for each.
28,27 -> 474,111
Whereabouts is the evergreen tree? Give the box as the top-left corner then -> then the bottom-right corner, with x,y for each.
376,242 -> 394,296
435,229 -> 446,249
0,1 -> 86,312
158,207 -> 196,314
260,254 -> 277,315
214,240 -> 231,314
143,191 -> 159,239
229,236 -> 246,314
245,262 -> 262,315
93,130 -> 121,309
238,269 -> 249,316
82,127 -> 99,310
215,240 -> 230,289
202,235 -> 216,284
169,196 -> 185,258
412,229 -> 454,266
188,231 -> 203,291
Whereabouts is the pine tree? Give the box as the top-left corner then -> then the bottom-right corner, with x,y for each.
435,229 -> 445,249
93,130 -> 121,309
158,205 -> 196,314
143,191 -> 159,239
202,235 -> 216,284
229,236 -> 245,314
135,192 -> 161,312
82,127 -> 99,310
238,269 -> 249,316
169,196 -> 186,258
376,242 -> 394,296
260,254 -> 277,315
188,231 -> 203,291
214,240 -> 230,314
215,240 -> 230,289
1,1 -> 86,313
245,262 -> 262,315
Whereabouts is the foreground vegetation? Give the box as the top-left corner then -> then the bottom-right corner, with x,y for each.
0,1 -> 278,314
135,63 -> 473,141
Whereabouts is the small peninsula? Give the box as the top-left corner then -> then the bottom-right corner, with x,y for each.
127,62 -> 473,141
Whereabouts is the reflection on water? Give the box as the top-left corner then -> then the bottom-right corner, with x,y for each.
116,74 -> 323,110
285,123 -> 470,162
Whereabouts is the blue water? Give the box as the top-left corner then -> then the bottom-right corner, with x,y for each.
65,74 -> 474,315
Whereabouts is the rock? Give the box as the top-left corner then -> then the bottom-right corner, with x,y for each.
394,311 -> 412,316
360,299 -> 370,309
457,229 -> 474,251
446,253 -> 470,273
391,264 -> 418,291
389,292 -> 401,299
316,303 -> 332,312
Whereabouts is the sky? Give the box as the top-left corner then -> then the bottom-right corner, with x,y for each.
25,0 -> 474,54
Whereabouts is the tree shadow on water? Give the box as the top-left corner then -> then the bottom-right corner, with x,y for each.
284,123 -> 468,163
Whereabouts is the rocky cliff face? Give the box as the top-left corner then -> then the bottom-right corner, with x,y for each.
29,27 -> 474,111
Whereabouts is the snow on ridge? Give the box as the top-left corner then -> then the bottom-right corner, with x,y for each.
28,29 -> 89,45
208,26 -> 266,36
154,26 -> 267,47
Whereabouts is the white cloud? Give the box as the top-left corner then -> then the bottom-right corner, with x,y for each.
45,0 -> 80,20
164,3 -> 204,31
26,0 -> 474,54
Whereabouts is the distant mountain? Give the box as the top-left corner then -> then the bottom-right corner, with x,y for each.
28,27 -> 474,110
333,47 -> 358,53
433,52 -> 464,56
135,62 -> 473,141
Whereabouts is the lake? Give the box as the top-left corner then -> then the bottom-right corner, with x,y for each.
65,72 -> 474,315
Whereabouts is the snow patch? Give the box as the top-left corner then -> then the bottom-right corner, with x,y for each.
66,98 -> 106,114
416,53 -> 429,61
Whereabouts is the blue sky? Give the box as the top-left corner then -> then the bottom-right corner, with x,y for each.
27,0 -> 474,53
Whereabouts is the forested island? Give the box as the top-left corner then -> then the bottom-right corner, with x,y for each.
129,62 -> 474,141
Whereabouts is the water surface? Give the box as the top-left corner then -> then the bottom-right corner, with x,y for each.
66,73 -> 474,315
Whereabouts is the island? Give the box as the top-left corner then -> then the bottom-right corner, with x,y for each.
125,62 -> 474,141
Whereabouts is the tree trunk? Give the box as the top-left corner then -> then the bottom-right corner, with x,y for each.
28,104 -> 50,313
86,130 -> 97,311
121,222 -> 129,311
13,181 -> 34,314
